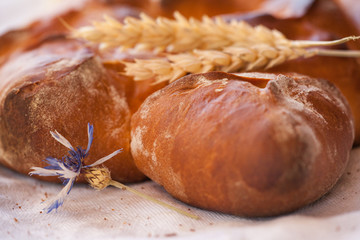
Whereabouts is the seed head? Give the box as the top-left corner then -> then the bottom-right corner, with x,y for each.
84,167 -> 112,190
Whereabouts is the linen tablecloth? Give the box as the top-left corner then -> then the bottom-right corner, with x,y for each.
1,147 -> 360,240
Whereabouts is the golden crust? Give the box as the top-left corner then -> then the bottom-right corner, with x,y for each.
131,72 -> 354,216
0,37 -> 145,183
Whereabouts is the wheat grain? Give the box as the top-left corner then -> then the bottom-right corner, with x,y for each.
123,40 -> 360,83
72,12 -> 360,83
73,11 -> 290,53
73,11 -> 360,52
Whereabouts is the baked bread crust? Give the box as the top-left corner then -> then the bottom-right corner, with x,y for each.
0,37 -> 145,182
131,72 -> 354,216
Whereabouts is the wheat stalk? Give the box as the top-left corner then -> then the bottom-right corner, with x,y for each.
73,12 -> 360,53
73,11 -> 290,53
73,12 -> 360,83
123,38 -> 360,83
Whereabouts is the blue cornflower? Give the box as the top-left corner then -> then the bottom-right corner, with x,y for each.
29,123 -> 122,213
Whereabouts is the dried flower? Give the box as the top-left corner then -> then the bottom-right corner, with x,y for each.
29,123 -> 122,213
29,124 -> 199,219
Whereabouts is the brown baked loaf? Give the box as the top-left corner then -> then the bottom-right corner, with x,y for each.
0,36 -> 145,183
130,72 -> 355,217
0,0 -> 154,182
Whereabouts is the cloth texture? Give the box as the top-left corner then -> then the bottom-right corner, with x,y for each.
1,147 -> 360,240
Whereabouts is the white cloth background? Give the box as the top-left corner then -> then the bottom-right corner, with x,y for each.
1,147 -> 360,240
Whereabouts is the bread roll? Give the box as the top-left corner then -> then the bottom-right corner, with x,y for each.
130,72 -> 354,217
0,36 -> 145,183
0,0 -> 162,182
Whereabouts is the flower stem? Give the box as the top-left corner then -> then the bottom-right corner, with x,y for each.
109,180 -> 200,220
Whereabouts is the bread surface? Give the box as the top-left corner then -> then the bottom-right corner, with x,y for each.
131,72 -> 355,216
0,37 -> 145,182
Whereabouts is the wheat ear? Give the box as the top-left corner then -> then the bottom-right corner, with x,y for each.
73,12 -> 360,83
73,12 -> 360,53
73,11 -> 290,53
123,37 -> 360,83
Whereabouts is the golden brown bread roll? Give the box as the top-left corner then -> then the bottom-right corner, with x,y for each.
0,36 -> 145,183
0,0 -> 157,182
130,72 -> 355,217
0,0 -> 168,182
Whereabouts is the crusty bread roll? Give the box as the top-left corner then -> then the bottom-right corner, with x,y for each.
0,36 -> 145,183
130,72 -> 355,217
0,0 -> 158,183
